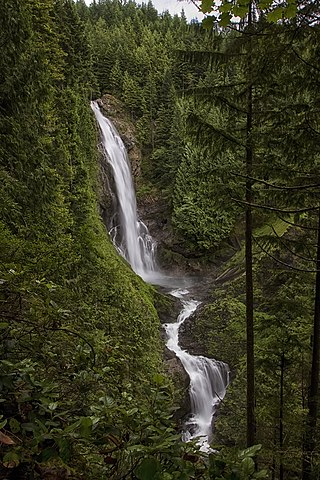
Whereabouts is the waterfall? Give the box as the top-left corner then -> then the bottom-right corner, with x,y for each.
91,100 -> 157,281
91,100 -> 229,450
165,289 -> 229,451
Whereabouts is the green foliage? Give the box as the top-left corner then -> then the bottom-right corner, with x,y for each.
2,2 -> 269,478
149,96 -> 187,193
192,233 -> 315,475
87,3 -> 207,253
173,145 -> 240,251
2,0 -> 320,478
0,1 -> 174,478
199,0 -> 299,27
188,289 -> 246,368
175,22 -> 320,479
207,444 -> 268,480
122,71 -> 146,118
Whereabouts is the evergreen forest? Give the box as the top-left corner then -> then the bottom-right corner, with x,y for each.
1,0 -> 320,479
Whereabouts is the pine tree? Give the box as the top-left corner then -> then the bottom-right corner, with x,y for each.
122,71 -> 145,118
109,59 -> 122,96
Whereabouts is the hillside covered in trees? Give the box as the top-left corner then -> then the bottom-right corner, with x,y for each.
1,0 -> 320,479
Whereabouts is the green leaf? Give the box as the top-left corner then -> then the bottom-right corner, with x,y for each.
219,11 -> 232,26
233,5 -> 249,17
9,418 -> 20,433
3,451 -> 20,468
284,3 -> 297,18
220,2 -> 233,13
201,0 -> 213,13
64,419 -> 81,433
238,444 -> 262,459
153,373 -> 166,385
127,408 -> 139,416
99,395 -> 115,407
90,416 -> 100,426
127,444 -> 146,453
162,474 -> 173,480
267,7 -> 283,22
258,0 -> 273,8
80,416 -> 93,437
253,470 -> 269,479
0,323 -> 9,329
0,419 -> 7,429
241,457 -> 255,476
202,16 -> 215,29
135,457 -> 161,480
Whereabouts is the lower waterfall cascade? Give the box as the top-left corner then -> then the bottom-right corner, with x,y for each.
165,289 -> 229,451
92,100 -> 229,451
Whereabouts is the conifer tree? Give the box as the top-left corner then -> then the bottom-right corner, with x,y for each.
109,59 -> 123,96
181,6 -> 264,446
122,71 -> 145,118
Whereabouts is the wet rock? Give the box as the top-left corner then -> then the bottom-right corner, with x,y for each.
155,289 -> 181,325
95,95 -> 211,273
179,319 -> 204,357
164,352 -> 191,421
98,94 -> 141,178
98,150 -> 114,228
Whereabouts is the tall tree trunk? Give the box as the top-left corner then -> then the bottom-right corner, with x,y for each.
279,352 -> 284,480
302,208 -> 320,479
246,0 -> 255,448
272,427 -> 277,480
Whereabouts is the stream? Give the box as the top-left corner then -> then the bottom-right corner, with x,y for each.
91,100 -> 229,451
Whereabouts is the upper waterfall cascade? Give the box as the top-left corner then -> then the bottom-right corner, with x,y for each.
91,100 -> 157,281
92,100 -> 229,451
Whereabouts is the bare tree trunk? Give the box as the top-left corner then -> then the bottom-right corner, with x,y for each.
279,352 -> 284,480
246,1 -> 255,446
302,208 -> 320,479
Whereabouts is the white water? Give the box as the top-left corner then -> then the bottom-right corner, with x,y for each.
91,101 -> 229,450
165,289 -> 229,451
91,101 -> 157,280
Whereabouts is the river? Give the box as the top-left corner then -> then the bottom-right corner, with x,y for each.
91,100 -> 229,451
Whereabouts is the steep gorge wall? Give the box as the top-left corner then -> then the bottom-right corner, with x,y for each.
98,94 -> 141,178
97,94 -> 215,274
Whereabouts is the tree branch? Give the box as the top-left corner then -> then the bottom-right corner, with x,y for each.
232,198 -> 319,214
188,113 -> 246,148
277,215 -> 319,231
253,237 -> 318,273
291,47 -> 320,73
269,224 -> 316,263
231,172 -> 320,191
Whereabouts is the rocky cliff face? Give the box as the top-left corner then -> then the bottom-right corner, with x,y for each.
97,95 -> 178,270
96,94 -> 142,235
96,94 -> 220,275
98,95 -> 141,178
